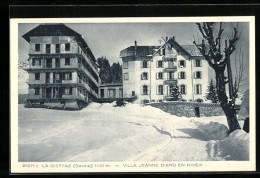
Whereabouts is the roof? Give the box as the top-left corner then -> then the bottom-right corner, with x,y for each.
120,38 -> 206,58
22,23 -> 96,62
120,46 -> 160,58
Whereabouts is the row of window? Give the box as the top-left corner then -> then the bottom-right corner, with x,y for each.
123,71 -> 202,81
34,87 -> 73,95
139,84 -> 202,95
32,58 -> 71,66
141,84 -> 202,95
122,59 -> 202,69
35,43 -> 70,53
34,72 -> 72,80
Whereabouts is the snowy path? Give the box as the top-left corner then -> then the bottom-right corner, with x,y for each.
18,102 -> 248,162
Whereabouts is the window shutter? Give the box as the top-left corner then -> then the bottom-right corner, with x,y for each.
178,85 -> 181,92
200,72 -> 202,79
194,85 -> 196,94
140,86 -> 143,95
156,85 -> 158,95
184,72 -> 186,79
201,60 -> 202,67
147,73 -> 149,80
147,61 -> 150,68
200,84 -> 202,94
194,59 -> 196,66
167,72 -> 169,80
178,60 -> 180,68
140,74 -> 142,80
184,60 -> 186,67
178,72 -> 180,79
194,72 -> 196,79
156,61 -> 158,68
147,86 -> 150,95
140,61 -> 143,68
185,85 -> 187,95
162,86 -> 164,95
156,73 -> 158,79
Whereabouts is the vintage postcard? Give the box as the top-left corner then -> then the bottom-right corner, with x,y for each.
10,17 -> 255,173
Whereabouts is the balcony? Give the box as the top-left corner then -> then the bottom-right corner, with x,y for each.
163,66 -> 177,72
164,78 -> 177,85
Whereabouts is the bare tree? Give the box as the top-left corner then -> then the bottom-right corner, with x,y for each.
193,22 -> 243,133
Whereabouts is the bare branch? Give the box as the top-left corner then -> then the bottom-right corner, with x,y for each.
193,40 -> 214,68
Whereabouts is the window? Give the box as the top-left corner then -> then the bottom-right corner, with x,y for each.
132,91 -> 135,97
46,58 -> 52,68
195,59 -> 202,67
157,60 -> 163,68
157,85 -> 164,95
35,73 -> 40,80
46,44 -> 50,54
123,73 -> 129,80
194,84 -> 202,95
35,88 -> 40,95
180,85 -> 186,95
65,43 -> 70,51
35,44 -> 40,51
157,72 -> 163,79
108,89 -> 116,98
141,72 -> 148,80
119,89 -> 123,98
141,85 -> 148,95
178,72 -> 186,79
123,61 -> 128,69
141,61 -> 148,68
194,71 -> 202,79
62,72 -> 72,80
32,58 -> 41,66
168,72 -> 174,80
64,87 -> 73,95
179,60 -> 186,68
65,58 -> 70,65
56,44 -> 60,53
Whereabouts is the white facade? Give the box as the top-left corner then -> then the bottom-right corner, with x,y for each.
120,38 -> 215,103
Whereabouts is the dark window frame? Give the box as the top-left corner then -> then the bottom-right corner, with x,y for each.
35,88 -> 40,95
35,73 -> 40,80
65,43 -> 70,51
65,58 -> 70,65
35,44 -> 40,51
46,44 -> 51,54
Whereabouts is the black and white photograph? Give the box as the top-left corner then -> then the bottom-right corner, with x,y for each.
10,17 -> 255,173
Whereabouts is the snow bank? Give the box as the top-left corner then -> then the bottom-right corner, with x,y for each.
207,129 -> 249,160
192,121 -> 229,141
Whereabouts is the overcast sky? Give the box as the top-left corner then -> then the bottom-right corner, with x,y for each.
18,22 -> 249,92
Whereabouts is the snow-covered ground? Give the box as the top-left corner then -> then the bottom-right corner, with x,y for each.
18,102 -> 249,162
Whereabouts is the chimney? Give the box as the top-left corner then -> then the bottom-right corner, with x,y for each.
134,40 -> 137,57
172,36 -> 175,41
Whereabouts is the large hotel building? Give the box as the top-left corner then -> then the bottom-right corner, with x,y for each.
120,37 -> 215,103
23,24 -> 99,109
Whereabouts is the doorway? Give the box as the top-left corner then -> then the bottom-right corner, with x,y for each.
195,107 -> 200,117
100,89 -> 104,98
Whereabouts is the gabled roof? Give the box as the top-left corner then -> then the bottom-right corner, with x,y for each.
22,23 -> 96,62
120,46 -> 160,58
120,38 -> 204,58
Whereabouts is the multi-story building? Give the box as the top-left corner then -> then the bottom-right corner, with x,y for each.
120,37 -> 215,103
22,23 -> 99,109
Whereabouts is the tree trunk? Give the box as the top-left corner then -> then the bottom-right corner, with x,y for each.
215,68 -> 241,133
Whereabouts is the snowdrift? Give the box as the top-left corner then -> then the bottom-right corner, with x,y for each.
207,129 -> 249,160
193,121 -> 229,141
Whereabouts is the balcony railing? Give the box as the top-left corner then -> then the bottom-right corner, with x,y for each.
164,78 -> 177,85
163,66 -> 177,72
